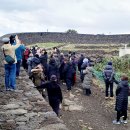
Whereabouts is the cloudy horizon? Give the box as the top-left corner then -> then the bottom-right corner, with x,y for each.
0,0 -> 130,36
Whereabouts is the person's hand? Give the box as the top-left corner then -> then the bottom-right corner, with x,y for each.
59,103 -> 62,109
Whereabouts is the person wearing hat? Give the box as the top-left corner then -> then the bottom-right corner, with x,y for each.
35,75 -> 63,116
80,57 -> 89,82
103,61 -> 115,99
1,36 -> 21,91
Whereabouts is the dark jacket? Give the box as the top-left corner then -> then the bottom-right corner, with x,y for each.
81,62 -> 88,70
47,59 -> 59,80
40,52 -> 48,65
36,81 -> 63,104
63,62 -> 75,79
59,62 -> 65,80
78,55 -> 84,71
115,80 -> 129,111
40,53 -> 48,76
31,57 -> 40,69
103,65 -> 115,83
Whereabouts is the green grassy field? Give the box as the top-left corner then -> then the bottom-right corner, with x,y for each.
27,42 -> 64,49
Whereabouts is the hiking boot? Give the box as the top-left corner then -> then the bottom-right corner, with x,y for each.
6,88 -> 10,91
112,120 -> 121,125
9,89 -> 16,92
121,120 -> 128,124
110,97 -> 114,100
105,97 -> 109,100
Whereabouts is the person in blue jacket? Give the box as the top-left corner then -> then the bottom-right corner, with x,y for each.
15,41 -> 25,78
10,35 -> 25,78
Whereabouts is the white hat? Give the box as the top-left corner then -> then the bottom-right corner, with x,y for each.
2,37 -> 10,43
83,58 -> 88,63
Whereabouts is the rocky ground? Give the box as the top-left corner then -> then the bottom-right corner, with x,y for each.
60,76 -> 130,130
1,66 -> 130,130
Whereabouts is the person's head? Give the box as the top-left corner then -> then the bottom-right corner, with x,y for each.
81,54 -> 84,57
9,35 -> 16,44
2,37 -> 10,44
83,58 -> 88,63
34,54 -> 39,58
60,53 -> 64,56
108,61 -> 112,66
64,57 -> 69,63
121,74 -> 128,81
49,58 -> 55,64
50,75 -> 57,81
29,53 -> 33,57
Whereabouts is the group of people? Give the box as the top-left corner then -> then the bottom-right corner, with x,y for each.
1,35 -> 129,123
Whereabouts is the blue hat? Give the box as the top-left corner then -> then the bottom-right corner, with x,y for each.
50,75 -> 57,81
108,61 -> 112,65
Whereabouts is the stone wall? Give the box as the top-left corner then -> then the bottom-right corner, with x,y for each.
0,67 -> 68,130
1,32 -> 130,45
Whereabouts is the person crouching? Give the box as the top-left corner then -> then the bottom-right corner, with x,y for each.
31,64 -> 46,97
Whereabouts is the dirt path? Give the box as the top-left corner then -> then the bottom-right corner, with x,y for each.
60,79 -> 130,130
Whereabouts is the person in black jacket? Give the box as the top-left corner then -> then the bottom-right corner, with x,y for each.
39,49 -> 48,80
36,75 -> 63,116
63,58 -> 75,97
47,58 -> 59,81
78,54 -> 84,73
113,75 -> 129,125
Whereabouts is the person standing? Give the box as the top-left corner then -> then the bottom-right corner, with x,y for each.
15,39 -> 25,78
63,58 -> 75,97
103,61 -> 115,99
1,36 -> 20,91
82,66 -> 93,96
113,75 -> 129,125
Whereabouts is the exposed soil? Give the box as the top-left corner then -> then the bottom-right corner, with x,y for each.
60,76 -> 130,130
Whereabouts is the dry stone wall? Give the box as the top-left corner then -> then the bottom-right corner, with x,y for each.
0,67 -> 68,130
1,32 -> 130,45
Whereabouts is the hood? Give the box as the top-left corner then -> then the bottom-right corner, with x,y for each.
32,57 -> 40,64
121,80 -> 129,87
49,59 -> 56,65
105,65 -> 113,70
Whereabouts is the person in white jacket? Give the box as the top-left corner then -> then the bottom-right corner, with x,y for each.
1,36 -> 21,91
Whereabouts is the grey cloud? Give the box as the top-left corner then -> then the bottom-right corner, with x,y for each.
1,0 -> 130,36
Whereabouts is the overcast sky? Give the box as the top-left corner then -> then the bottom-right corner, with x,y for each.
0,0 -> 130,36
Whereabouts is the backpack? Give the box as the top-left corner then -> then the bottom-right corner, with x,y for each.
104,69 -> 114,82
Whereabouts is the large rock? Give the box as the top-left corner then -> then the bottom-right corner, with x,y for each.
7,109 -> 27,115
62,99 -> 75,106
15,116 -> 29,122
69,105 -> 83,111
40,111 -> 57,118
3,104 -> 19,110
